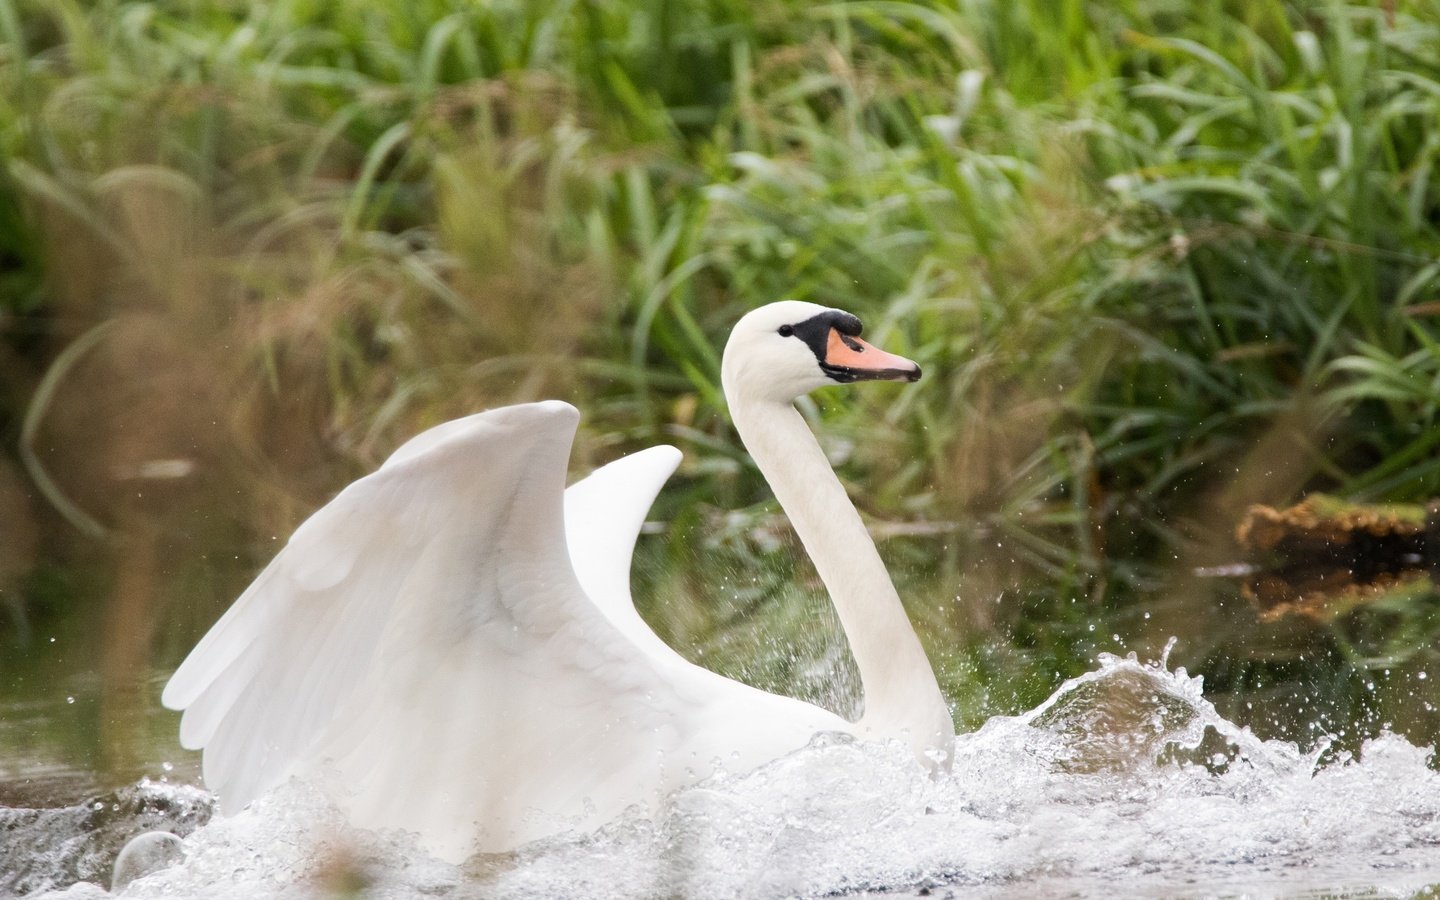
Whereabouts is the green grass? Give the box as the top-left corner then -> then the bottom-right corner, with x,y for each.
2,0 -> 1439,753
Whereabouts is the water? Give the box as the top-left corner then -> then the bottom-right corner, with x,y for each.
7,650 -> 1438,898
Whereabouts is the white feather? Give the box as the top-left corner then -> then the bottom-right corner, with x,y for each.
565,444 -> 685,663
164,401 -> 842,861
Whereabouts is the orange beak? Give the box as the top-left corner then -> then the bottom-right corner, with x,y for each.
822,329 -> 922,383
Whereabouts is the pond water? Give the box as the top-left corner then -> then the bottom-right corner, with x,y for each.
3,500 -> 1440,897
4,648 -> 1440,898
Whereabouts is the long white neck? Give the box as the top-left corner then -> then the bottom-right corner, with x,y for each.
727,395 -> 953,756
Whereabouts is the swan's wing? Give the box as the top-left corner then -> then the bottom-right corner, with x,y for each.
161,401 -> 726,859
562,444 -> 854,762
564,445 -> 684,662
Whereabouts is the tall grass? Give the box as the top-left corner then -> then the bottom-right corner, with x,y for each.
2,0 -> 1439,752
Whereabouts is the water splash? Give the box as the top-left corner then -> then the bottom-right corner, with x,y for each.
0,779 -> 211,897
22,652 -> 1440,898
111,832 -> 184,893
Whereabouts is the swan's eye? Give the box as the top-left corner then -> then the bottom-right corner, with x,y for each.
778,324 -> 794,337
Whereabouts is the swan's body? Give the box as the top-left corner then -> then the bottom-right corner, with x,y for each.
163,301 -> 953,862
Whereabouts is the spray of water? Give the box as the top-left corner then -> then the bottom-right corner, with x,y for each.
19,648 -> 1440,899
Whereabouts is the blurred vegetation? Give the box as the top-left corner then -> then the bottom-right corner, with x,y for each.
2,0 -> 1440,775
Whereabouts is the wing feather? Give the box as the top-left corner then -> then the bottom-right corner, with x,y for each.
564,445 -> 684,663
166,404 -> 643,799
163,401 -> 838,862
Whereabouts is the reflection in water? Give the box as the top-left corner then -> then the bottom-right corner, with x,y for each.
0,458 -> 40,645
8,651 -> 1440,898
1236,494 -> 1440,621
99,522 -> 160,779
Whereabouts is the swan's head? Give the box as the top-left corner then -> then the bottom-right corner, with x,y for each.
721,301 -> 921,403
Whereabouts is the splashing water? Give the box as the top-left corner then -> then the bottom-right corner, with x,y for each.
20,652 -> 1440,898
0,780 -> 211,897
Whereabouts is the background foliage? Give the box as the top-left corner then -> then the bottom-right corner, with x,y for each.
2,0 -> 1439,773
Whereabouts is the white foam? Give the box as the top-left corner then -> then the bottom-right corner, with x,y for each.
39,652 -> 1440,898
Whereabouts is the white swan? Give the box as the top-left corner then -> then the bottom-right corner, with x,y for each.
162,301 -> 953,863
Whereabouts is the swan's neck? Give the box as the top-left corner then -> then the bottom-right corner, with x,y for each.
728,397 -> 953,754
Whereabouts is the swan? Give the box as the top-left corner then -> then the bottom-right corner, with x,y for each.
162,300 -> 954,863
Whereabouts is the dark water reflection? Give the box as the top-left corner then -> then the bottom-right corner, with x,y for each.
0,668 -> 200,808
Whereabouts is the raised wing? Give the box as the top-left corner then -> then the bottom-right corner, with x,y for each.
162,402 -> 697,860
564,445 -> 685,664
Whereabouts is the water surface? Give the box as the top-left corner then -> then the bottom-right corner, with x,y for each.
5,652 -> 1439,898
4,518 -> 1439,897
